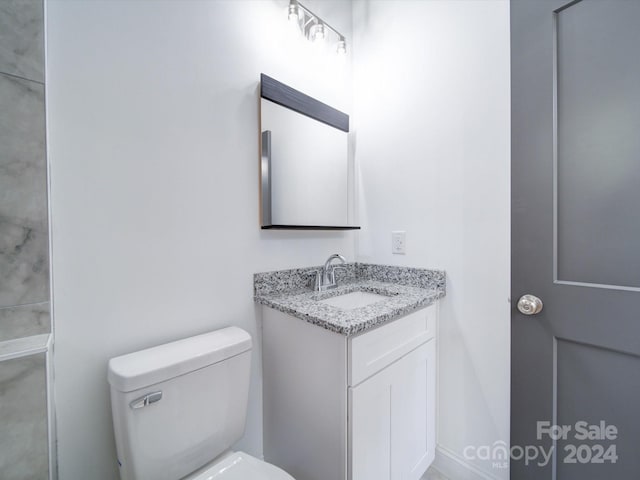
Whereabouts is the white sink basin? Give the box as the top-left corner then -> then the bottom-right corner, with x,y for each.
318,291 -> 390,309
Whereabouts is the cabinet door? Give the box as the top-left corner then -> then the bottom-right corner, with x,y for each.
349,358 -> 394,480
349,340 -> 435,480
395,339 -> 436,480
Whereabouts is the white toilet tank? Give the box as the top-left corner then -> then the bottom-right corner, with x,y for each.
108,327 -> 252,480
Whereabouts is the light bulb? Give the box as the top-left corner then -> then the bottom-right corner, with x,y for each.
288,2 -> 299,23
312,23 -> 326,42
336,38 -> 347,56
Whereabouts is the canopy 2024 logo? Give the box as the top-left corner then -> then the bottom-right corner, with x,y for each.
463,421 -> 618,469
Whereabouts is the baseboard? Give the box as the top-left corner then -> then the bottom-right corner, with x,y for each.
432,444 -> 505,480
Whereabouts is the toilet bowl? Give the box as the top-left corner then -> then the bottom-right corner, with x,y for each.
107,327 -> 294,480
188,451 -> 293,480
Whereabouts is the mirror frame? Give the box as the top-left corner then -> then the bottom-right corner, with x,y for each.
259,73 -> 360,230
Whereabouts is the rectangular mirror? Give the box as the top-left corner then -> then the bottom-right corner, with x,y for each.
259,74 -> 359,230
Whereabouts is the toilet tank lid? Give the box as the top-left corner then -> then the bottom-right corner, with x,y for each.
108,327 -> 252,393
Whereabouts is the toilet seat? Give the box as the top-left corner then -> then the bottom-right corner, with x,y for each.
188,451 -> 295,480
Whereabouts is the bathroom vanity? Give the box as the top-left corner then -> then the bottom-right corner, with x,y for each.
255,263 -> 446,480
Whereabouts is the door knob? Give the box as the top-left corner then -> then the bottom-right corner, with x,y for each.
517,294 -> 543,315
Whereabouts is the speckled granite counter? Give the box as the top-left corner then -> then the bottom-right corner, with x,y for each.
254,263 -> 446,336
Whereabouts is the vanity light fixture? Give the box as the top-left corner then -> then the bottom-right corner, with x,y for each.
287,0 -> 347,55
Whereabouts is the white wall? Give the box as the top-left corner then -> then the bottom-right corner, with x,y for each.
352,1 -> 511,479
46,1 -> 354,478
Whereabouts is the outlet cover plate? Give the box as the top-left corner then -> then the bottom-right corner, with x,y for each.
392,231 -> 406,254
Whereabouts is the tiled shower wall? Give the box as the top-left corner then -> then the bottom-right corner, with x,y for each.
0,0 -> 51,478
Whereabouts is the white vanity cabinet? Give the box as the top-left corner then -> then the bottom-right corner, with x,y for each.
261,303 -> 437,480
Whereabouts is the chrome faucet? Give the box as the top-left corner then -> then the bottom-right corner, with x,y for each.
314,254 -> 347,291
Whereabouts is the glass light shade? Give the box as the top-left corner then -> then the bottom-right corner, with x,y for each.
288,4 -> 299,23
312,23 -> 326,42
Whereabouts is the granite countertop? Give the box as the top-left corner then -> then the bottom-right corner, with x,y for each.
254,263 -> 446,336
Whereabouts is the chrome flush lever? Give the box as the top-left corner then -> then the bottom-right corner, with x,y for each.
130,391 -> 163,410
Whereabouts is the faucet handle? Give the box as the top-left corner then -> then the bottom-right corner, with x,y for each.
305,269 -> 323,291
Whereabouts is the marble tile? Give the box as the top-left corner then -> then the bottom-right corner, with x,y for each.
0,0 -> 44,83
0,353 -> 49,479
0,302 -> 50,343
0,73 -> 47,229
0,73 -> 49,307
0,219 -> 49,307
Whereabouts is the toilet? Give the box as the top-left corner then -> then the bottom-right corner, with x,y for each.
107,327 -> 295,480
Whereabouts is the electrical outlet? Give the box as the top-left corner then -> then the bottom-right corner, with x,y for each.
392,231 -> 406,254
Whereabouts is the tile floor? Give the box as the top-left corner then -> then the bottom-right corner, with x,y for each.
423,466 -> 451,480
